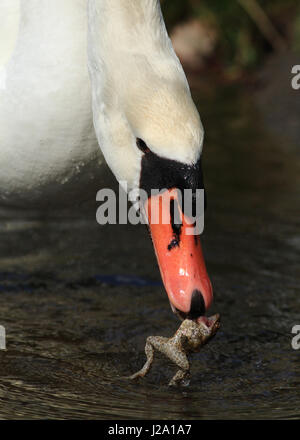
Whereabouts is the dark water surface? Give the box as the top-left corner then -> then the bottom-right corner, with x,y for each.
0,80 -> 299,419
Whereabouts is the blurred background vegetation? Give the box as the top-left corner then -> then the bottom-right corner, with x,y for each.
161,0 -> 300,78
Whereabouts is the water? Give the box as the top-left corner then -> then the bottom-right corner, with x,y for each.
0,77 -> 299,419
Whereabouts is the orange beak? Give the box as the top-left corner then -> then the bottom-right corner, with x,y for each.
145,188 -> 213,319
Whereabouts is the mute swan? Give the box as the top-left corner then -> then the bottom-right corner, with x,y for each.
0,0 -> 213,319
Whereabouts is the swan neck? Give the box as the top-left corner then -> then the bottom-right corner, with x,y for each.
88,0 -> 173,67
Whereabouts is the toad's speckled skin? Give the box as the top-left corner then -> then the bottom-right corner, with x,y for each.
128,314 -> 220,386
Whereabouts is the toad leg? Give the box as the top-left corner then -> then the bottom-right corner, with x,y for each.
128,336 -> 168,380
168,369 -> 190,387
160,344 -> 190,387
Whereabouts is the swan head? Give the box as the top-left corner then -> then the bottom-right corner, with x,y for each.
88,0 -> 213,319
92,74 -> 213,320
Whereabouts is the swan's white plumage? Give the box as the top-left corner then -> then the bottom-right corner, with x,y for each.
88,0 -> 204,192
0,0 -> 102,208
0,0 -> 204,208
0,0 -> 20,71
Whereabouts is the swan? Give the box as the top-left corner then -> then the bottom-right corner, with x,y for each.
0,0 -> 213,319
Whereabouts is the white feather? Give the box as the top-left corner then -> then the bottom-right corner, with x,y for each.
0,0 -> 204,208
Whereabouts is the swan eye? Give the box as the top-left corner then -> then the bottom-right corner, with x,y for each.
136,138 -> 150,154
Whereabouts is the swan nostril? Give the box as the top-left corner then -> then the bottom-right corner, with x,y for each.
188,289 -> 206,319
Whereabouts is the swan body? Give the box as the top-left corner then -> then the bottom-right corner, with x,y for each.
0,0 -> 102,208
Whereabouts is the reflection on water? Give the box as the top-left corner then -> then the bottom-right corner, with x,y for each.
0,81 -> 299,419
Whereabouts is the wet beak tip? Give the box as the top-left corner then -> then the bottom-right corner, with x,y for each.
188,289 -> 206,319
